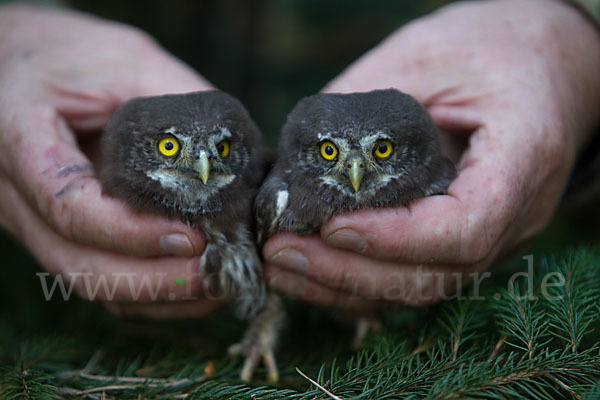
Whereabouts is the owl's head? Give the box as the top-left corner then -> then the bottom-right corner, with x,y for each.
100,91 -> 264,216
281,89 -> 454,205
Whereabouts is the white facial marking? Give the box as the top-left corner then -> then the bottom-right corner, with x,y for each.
220,127 -> 233,139
317,132 -> 336,143
359,132 -> 390,150
165,126 -> 178,134
147,169 -> 179,190
146,169 -> 236,203
319,172 -> 401,198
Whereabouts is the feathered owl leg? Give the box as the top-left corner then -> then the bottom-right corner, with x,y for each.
228,293 -> 285,382
200,223 -> 285,382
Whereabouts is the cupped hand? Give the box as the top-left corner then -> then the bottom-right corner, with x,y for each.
0,4 -> 225,318
263,0 -> 600,310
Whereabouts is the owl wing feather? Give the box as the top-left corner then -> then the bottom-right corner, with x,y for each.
254,171 -> 290,246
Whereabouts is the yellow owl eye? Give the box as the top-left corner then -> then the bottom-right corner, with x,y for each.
320,141 -> 338,161
216,140 -> 230,158
374,140 -> 393,159
158,137 -> 180,157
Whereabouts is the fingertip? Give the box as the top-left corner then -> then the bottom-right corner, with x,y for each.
63,180 -> 206,257
263,263 -> 305,298
320,207 -> 406,239
159,225 -> 206,257
322,228 -> 367,253
262,232 -> 301,261
320,208 -> 402,254
186,229 -> 207,256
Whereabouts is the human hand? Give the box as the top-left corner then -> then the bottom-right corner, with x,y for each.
0,4 -> 225,318
263,0 -> 600,310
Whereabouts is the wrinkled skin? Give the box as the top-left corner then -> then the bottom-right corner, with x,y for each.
263,0 -> 600,310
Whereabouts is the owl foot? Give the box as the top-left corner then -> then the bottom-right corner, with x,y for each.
352,314 -> 382,351
228,294 -> 285,382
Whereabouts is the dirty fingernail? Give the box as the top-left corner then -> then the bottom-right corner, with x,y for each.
326,229 -> 366,252
269,248 -> 308,274
160,233 -> 194,256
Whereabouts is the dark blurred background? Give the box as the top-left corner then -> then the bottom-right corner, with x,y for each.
67,0 -> 451,147
2,1 -> 600,392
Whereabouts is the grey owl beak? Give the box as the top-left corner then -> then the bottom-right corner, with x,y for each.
193,151 -> 211,184
347,156 -> 365,193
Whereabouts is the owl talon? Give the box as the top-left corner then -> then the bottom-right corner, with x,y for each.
230,345 -> 279,383
229,294 -> 285,382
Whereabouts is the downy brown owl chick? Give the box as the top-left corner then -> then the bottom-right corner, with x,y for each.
99,91 -> 283,382
255,89 -> 456,346
256,89 -> 456,240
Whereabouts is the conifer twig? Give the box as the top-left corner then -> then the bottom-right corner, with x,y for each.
79,372 -> 206,386
57,386 -> 102,400
514,296 -> 533,360
488,335 -> 507,360
296,367 -> 343,400
549,375 -> 581,400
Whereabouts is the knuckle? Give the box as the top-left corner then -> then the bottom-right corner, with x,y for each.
326,262 -> 357,290
116,25 -> 161,54
42,192 -> 75,241
456,166 -> 519,264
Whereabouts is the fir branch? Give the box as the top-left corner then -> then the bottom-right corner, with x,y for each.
0,367 -> 59,400
494,284 -> 550,359
545,250 -> 600,352
78,371 -> 207,386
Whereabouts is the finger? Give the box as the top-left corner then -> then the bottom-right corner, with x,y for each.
263,234 -> 480,307
24,10 -> 216,132
2,177 -> 211,302
130,38 -> 215,98
320,150 -> 520,265
264,263 -> 386,311
104,299 -> 226,319
37,248 -> 209,303
320,17 -> 466,103
7,107 -> 205,257
51,42 -> 215,132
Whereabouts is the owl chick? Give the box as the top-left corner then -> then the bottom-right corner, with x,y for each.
256,89 -> 456,240
255,89 -> 456,343
99,91 -> 283,382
